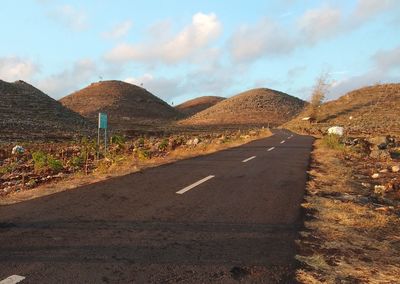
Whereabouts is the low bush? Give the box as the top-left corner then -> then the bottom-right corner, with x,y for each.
32,151 -> 47,172
47,155 -> 63,173
322,134 -> 345,151
32,151 -> 63,173
158,139 -> 169,151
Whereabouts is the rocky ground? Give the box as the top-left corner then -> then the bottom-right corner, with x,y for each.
0,128 -> 270,200
285,83 -> 400,137
296,134 -> 400,283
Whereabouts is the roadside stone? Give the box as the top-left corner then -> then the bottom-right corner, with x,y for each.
371,173 -> 380,179
374,185 -> 386,194
368,136 -> 388,148
361,182 -> 371,188
391,165 -> 400,173
11,145 -> 25,155
193,138 -> 200,145
370,149 -> 391,160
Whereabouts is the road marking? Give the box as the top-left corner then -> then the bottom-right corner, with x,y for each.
242,156 -> 256,163
176,175 -> 215,195
267,147 -> 275,151
280,140 -> 286,144
0,275 -> 25,284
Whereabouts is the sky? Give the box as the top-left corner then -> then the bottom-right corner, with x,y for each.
0,0 -> 399,104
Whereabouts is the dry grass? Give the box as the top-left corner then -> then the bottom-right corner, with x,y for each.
296,139 -> 400,283
0,128 -> 272,205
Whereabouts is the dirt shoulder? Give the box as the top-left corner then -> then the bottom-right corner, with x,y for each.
1,128 -> 271,205
296,138 -> 400,283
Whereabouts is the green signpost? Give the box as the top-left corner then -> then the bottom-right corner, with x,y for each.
97,113 -> 108,158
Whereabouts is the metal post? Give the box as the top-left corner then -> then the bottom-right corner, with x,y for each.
104,128 -> 107,154
97,126 -> 100,160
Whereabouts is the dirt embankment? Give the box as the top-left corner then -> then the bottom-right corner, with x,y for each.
296,136 -> 400,283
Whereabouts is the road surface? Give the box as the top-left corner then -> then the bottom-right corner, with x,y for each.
0,129 -> 314,283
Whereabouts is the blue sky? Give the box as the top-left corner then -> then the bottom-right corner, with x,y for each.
0,0 -> 399,104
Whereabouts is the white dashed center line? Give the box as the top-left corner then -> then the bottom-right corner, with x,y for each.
242,156 -> 256,163
0,275 -> 26,284
280,140 -> 286,144
267,147 -> 275,151
176,175 -> 215,195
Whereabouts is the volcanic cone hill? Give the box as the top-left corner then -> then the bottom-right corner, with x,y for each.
175,96 -> 226,117
180,88 -> 306,127
0,79 -> 91,141
285,83 -> 400,135
60,80 -> 183,129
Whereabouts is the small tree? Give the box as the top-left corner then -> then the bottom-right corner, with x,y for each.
309,72 -> 330,122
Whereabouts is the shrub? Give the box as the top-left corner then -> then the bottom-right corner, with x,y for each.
111,135 -> 126,146
47,155 -> 63,173
71,156 -> 83,167
32,151 -> 47,172
32,151 -> 64,173
138,149 -> 151,160
158,139 -> 169,151
322,134 -> 345,150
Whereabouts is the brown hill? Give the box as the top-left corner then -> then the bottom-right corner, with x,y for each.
180,88 -> 306,127
60,80 -> 183,129
285,83 -> 400,135
175,96 -> 225,117
0,80 -> 91,141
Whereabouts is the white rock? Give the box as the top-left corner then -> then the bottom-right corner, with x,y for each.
371,173 -> 380,179
391,165 -> 400,173
327,126 -> 344,136
374,185 -> 386,194
193,138 -> 199,145
12,145 -> 25,155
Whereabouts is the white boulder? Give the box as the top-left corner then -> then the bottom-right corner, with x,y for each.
327,126 -> 344,136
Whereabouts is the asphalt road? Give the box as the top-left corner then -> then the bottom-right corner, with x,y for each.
0,129 -> 314,283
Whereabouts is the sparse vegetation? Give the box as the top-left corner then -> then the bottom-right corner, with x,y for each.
32,151 -> 47,173
321,134 -> 345,150
308,72 -> 330,122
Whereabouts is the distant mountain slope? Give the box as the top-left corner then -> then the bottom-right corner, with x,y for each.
60,80 -> 182,128
180,88 -> 306,127
285,83 -> 400,135
0,80 -> 91,140
175,96 -> 225,117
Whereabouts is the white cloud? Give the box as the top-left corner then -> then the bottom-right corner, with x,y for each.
297,6 -> 342,44
102,20 -> 133,39
50,5 -> 88,31
37,59 -> 97,98
0,56 -> 39,82
229,19 -> 295,62
105,12 -> 222,64
351,0 -> 397,24
372,46 -> 400,71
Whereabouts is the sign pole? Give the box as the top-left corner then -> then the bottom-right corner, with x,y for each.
104,128 -> 107,154
98,112 -> 108,158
